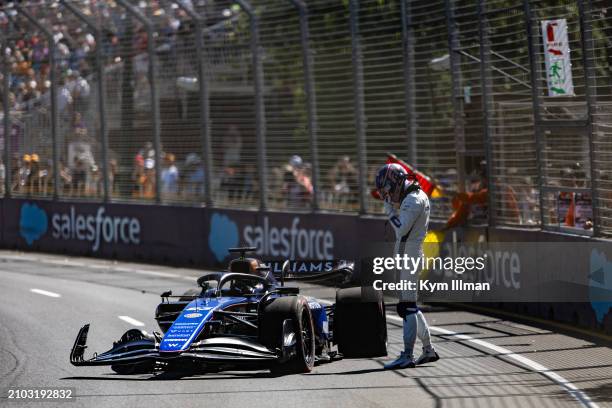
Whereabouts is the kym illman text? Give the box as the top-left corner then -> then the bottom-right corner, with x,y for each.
373,279 -> 491,293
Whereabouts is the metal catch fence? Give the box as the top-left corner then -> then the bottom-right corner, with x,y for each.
1,0 -> 611,237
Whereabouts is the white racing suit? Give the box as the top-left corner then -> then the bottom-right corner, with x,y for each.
383,186 -> 433,359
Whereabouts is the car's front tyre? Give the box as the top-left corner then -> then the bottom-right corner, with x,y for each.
259,296 -> 315,375
109,329 -> 156,375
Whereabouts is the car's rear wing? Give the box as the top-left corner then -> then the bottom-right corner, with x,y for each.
263,260 -> 353,286
227,247 -> 353,285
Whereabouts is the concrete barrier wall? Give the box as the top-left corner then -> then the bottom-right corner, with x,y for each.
2,198 -> 610,335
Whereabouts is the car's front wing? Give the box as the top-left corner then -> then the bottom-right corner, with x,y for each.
70,324 -> 280,368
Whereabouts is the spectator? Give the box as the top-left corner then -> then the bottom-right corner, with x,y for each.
89,164 -> 101,197
18,154 -> 32,194
28,153 -> 41,195
108,158 -> 118,196
221,125 -> 242,202
558,163 -> 593,230
245,162 -> 259,200
0,161 -> 4,194
10,153 -> 21,193
72,112 -> 87,134
182,153 -> 205,198
328,155 -> 358,207
58,160 -> 72,195
143,154 -> 156,199
58,76 -> 73,112
444,161 -> 488,229
467,160 -> 488,224
67,127 -> 96,196
132,154 -> 146,198
66,70 -> 90,114
518,176 -> 538,225
283,155 -> 312,208
161,153 -> 179,197
38,158 -> 51,195
72,155 -> 87,196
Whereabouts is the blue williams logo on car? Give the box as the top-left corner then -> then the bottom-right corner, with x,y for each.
19,203 -> 48,245
208,213 -> 239,262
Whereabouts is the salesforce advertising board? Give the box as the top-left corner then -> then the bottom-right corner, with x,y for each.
7,199 -> 208,263
50,206 -> 141,251
5,200 -> 359,267
13,201 -> 143,255
206,211 -> 358,264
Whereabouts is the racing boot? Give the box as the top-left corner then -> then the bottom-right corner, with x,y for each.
415,345 -> 439,365
383,351 -> 416,370
315,343 -> 332,364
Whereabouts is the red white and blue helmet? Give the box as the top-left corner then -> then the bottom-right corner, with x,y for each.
375,163 -> 408,202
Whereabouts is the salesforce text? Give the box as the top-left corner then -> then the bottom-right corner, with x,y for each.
243,216 -> 333,259
51,206 -> 140,251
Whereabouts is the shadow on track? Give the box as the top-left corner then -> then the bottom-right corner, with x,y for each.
61,371 -> 279,382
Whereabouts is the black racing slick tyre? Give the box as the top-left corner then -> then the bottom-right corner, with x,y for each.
259,296 -> 315,375
111,361 -> 154,375
334,287 -> 387,358
110,329 -> 156,375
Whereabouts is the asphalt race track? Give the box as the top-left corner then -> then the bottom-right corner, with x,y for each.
0,251 -> 610,408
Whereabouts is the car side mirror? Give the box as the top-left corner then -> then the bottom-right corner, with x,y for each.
160,290 -> 172,303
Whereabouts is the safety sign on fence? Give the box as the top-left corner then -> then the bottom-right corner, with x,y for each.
541,19 -> 574,96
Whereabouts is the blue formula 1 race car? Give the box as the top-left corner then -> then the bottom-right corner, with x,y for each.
70,248 -> 387,375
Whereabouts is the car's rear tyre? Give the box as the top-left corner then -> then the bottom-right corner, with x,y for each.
259,296 -> 315,375
334,287 -> 387,358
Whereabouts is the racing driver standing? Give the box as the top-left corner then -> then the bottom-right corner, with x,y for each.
375,163 -> 440,369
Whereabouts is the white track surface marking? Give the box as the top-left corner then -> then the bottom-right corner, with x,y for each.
114,267 -> 181,279
118,316 -> 145,327
30,288 -> 61,298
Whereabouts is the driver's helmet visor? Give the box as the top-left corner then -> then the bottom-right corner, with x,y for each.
378,178 -> 394,197
377,170 -> 399,199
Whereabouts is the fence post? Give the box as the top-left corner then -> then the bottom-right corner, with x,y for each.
444,0 -> 466,194
478,0 -> 495,225
578,0 -> 600,236
173,1 -> 213,207
349,0 -> 368,214
236,0 -> 268,211
14,5 -> 59,199
1,32 -> 10,197
400,0 -> 417,165
116,0 -> 162,204
60,0 -> 110,203
523,0 -> 546,227
290,0 -> 319,212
